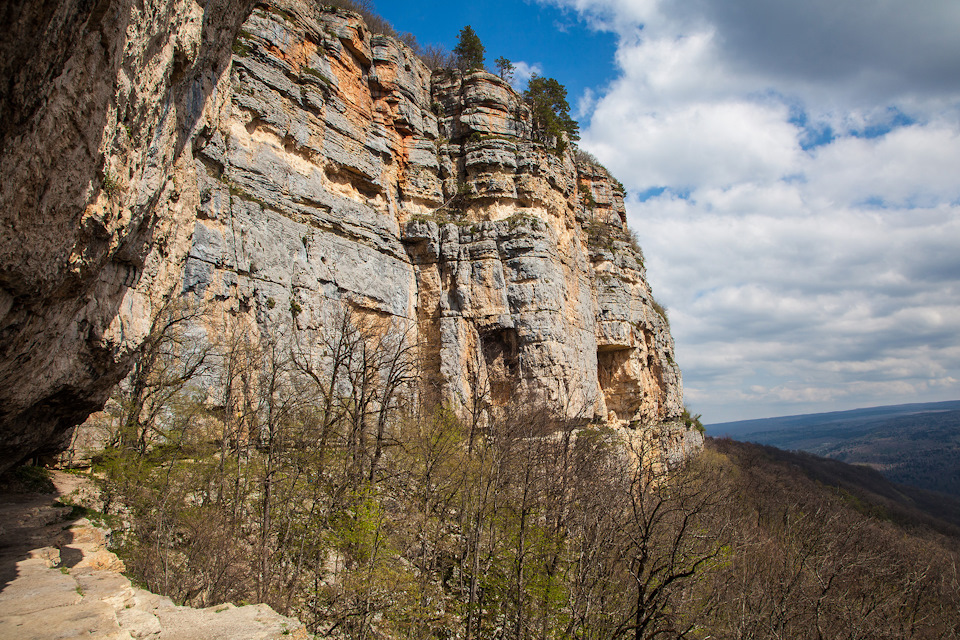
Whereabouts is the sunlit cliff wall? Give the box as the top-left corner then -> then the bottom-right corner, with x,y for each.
0,0 -> 700,471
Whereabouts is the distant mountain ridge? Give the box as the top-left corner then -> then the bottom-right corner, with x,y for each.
707,399 -> 960,438
708,400 -> 960,499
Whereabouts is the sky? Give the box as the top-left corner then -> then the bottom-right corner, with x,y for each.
374,0 -> 960,423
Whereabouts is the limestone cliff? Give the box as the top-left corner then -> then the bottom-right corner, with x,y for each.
0,0 -> 256,471
0,0 -> 699,471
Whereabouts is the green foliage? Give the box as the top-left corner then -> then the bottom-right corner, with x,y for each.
523,75 -> 580,152
681,407 -> 705,434
300,66 -> 333,88
467,131 -> 518,145
506,212 -> 542,231
78,293 -> 960,640
329,486 -> 387,564
579,182 -> 597,209
261,5 -> 295,23
222,177 -> 270,210
232,30 -> 253,57
453,25 -> 485,71
101,170 -> 123,197
585,220 -> 618,251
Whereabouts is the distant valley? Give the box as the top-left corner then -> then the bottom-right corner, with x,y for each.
708,400 -> 960,499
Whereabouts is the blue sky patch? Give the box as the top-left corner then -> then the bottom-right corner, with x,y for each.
374,0 -> 618,118
850,108 -> 916,139
789,107 -> 835,151
637,186 -> 668,201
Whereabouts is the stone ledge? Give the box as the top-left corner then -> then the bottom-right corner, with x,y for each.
0,472 -> 307,640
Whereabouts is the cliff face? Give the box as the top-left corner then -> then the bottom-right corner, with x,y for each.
0,0 -> 255,470
0,0 -> 698,470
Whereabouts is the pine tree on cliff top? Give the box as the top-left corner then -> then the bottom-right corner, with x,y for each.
495,56 -> 515,82
524,74 -> 580,151
454,25 -> 485,71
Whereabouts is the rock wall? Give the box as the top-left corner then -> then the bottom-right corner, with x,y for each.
0,0 -> 256,471
0,0 -> 698,471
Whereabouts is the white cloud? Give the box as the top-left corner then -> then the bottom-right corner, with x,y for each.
806,124 -> 960,207
510,61 -> 544,91
554,0 -> 960,422
575,88 -> 597,120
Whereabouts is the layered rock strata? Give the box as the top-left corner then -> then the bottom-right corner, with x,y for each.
0,0 -> 699,470
0,0 -> 256,470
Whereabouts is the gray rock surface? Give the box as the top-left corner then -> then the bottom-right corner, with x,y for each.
0,0 -> 256,471
0,0 -> 697,469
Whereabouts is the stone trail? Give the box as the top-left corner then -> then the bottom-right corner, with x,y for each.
0,471 -> 306,640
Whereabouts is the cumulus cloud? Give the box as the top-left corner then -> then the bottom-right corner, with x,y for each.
547,0 -> 960,421
683,0 -> 960,102
510,61 -> 544,91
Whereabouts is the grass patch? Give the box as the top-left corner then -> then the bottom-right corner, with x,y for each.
302,66 -> 334,88
466,132 -> 518,144
506,212 -> 542,232
650,296 -> 669,326
223,178 -> 271,210
101,171 -> 123,198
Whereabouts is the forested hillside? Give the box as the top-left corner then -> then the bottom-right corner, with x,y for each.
71,349 -> 960,639
712,402 -> 960,499
59,301 -> 960,638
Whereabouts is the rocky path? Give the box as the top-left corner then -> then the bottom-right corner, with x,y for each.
0,471 -> 306,639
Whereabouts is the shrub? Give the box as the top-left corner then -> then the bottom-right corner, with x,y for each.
574,148 -> 602,167
650,296 -> 669,326
102,170 -> 123,197
322,0 -> 394,36
418,43 -> 455,70
681,407 -> 705,434
579,183 -> 597,210
320,1 -> 456,70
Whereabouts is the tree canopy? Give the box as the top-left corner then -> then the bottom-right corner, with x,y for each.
523,75 -> 580,152
453,25 -> 485,71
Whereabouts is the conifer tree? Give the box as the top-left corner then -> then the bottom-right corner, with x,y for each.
495,56 -> 515,82
454,25 -> 485,71
523,74 -> 580,152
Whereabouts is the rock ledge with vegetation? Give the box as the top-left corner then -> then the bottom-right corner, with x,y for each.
0,471 -> 305,639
